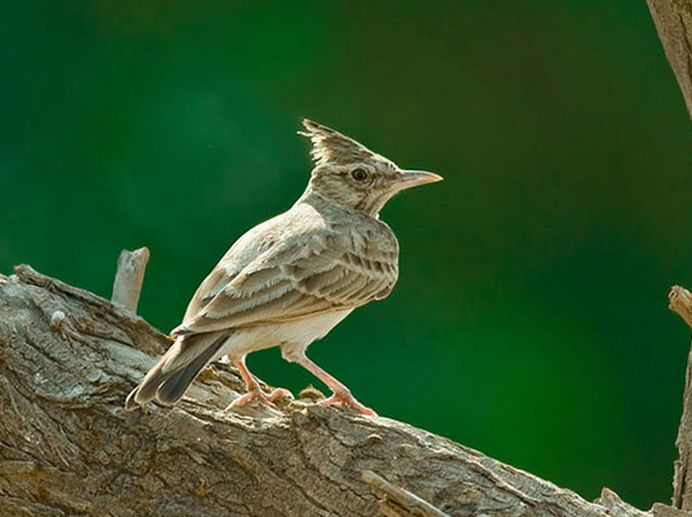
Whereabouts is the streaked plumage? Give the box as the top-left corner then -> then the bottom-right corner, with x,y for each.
125,119 -> 442,415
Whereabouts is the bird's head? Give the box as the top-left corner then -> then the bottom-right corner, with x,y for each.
300,119 -> 442,217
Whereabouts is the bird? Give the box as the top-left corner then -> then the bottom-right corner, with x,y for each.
125,119 -> 442,416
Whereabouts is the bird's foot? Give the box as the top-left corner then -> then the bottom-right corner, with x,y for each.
227,387 -> 293,410
318,389 -> 377,417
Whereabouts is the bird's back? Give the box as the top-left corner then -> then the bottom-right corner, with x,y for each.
179,194 -> 399,334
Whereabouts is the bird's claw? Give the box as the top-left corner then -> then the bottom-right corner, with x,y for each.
318,390 -> 378,416
227,387 -> 293,410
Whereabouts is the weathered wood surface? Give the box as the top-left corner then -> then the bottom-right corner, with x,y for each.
669,286 -> 692,512
0,265 -> 659,516
111,247 -> 150,315
646,0 -> 692,119
646,0 -> 692,509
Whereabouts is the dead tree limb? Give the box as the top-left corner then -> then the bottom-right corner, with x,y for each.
670,286 -> 692,329
111,247 -> 150,314
669,286 -> 692,512
645,2 -> 692,509
646,0 -> 692,119
0,264 -> 665,516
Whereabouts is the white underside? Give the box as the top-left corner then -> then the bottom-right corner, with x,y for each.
214,309 -> 354,362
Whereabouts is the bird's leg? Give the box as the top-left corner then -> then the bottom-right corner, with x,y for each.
227,356 -> 292,409
295,354 -> 377,417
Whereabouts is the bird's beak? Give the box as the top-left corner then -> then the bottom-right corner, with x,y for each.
395,170 -> 444,191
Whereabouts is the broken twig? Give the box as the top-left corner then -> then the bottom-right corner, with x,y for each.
111,247 -> 150,314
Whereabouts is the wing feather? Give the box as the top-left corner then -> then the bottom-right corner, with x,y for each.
174,225 -> 398,336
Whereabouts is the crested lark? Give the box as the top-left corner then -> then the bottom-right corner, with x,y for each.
125,119 -> 442,416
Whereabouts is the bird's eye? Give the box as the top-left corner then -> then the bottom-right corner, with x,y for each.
351,168 -> 368,181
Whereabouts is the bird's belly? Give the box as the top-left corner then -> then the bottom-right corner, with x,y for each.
218,309 -> 353,360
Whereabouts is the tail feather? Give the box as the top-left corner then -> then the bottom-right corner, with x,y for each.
156,338 -> 225,405
125,333 -> 227,410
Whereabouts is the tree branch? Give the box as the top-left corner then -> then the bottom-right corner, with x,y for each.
669,286 -> 692,329
645,2 -> 692,510
0,264 -> 665,516
646,0 -> 692,119
111,247 -> 150,314
668,285 -> 692,511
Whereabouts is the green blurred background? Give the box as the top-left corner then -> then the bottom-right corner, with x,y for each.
1,0 -> 690,509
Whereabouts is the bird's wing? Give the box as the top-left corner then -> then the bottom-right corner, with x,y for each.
172,228 -> 398,336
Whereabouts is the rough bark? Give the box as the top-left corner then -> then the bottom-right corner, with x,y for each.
646,0 -> 692,119
646,1 -> 692,508
0,264 -> 667,516
669,286 -> 692,329
669,286 -> 692,512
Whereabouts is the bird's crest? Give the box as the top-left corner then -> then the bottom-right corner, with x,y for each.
299,119 -> 376,166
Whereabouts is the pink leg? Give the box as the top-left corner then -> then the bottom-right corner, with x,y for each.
296,355 -> 377,416
227,356 -> 292,410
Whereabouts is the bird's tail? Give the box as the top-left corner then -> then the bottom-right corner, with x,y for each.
125,332 -> 227,410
